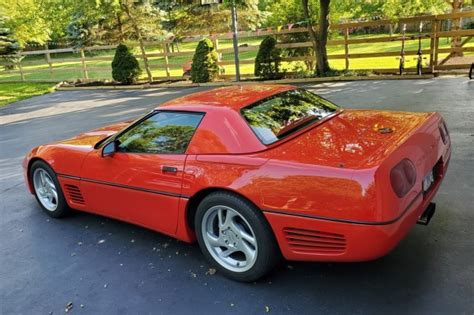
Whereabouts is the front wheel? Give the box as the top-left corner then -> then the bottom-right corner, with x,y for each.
30,160 -> 71,218
195,192 -> 280,282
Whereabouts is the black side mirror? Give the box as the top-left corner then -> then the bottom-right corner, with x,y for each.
102,140 -> 117,157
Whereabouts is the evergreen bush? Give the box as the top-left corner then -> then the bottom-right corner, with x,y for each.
191,38 -> 219,83
255,36 -> 283,80
112,44 -> 142,84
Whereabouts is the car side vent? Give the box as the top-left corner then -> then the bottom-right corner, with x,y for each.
283,227 -> 346,254
64,184 -> 85,205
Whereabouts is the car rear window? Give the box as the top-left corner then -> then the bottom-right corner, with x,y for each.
241,89 -> 340,145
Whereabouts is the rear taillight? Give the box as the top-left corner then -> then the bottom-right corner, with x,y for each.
390,159 -> 417,198
439,121 -> 449,144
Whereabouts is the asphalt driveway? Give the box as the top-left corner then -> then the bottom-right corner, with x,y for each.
1,78 -> 473,314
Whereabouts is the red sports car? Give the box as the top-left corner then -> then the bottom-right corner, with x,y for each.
23,85 -> 451,281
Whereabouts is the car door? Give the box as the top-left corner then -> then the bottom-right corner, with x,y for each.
80,111 -> 204,235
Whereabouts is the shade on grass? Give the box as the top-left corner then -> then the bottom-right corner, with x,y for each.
0,83 -> 55,106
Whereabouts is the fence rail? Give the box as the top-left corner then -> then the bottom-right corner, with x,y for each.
1,11 -> 473,82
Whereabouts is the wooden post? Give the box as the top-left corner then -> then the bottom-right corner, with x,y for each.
17,53 -> 24,81
434,20 -> 440,68
429,19 -> 437,73
162,42 -> 170,78
80,48 -> 88,80
44,44 -> 53,77
344,27 -> 349,70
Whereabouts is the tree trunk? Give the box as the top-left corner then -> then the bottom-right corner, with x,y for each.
116,13 -> 125,43
121,1 -> 153,83
301,0 -> 330,76
449,0 -> 464,57
316,0 -> 330,75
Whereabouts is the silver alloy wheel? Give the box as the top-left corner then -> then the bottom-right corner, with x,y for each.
33,168 -> 58,212
201,205 -> 258,272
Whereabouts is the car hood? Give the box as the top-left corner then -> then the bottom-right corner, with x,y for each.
52,119 -> 133,149
267,109 -> 433,169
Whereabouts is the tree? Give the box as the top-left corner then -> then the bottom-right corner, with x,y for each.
112,43 -> 142,84
254,36 -> 282,79
301,0 -> 330,75
0,16 -> 20,69
164,0 -> 260,37
0,20 -> 19,55
0,0 -> 49,47
119,1 -> 152,82
191,38 -> 219,83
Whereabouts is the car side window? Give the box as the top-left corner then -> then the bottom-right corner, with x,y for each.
116,111 -> 204,154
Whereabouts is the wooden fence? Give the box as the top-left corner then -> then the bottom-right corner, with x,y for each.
1,11 -> 473,82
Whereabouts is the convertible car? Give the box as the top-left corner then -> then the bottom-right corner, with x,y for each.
23,85 -> 451,281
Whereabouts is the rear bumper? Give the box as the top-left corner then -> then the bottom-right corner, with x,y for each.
264,163 -> 447,262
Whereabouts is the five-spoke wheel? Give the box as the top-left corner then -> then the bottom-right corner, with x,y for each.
195,192 -> 280,281
202,205 -> 258,272
30,160 -> 70,218
33,168 -> 59,211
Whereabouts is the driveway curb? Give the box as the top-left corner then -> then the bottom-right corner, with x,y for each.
54,74 -> 434,91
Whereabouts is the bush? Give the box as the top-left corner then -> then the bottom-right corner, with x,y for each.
112,44 -> 142,84
191,38 -> 219,83
255,36 -> 283,80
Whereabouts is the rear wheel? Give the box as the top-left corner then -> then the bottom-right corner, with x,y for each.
195,192 -> 280,282
30,160 -> 70,218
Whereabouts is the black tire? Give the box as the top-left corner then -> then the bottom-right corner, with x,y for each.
195,192 -> 280,282
30,160 -> 71,218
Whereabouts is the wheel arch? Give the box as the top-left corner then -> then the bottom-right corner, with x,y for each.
26,157 -> 53,192
185,187 -> 262,231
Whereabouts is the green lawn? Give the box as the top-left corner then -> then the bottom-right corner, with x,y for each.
0,82 -> 56,106
0,33 -> 472,82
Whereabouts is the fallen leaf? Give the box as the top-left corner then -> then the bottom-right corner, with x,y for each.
206,268 -> 216,275
265,305 -> 270,313
65,302 -> 73,313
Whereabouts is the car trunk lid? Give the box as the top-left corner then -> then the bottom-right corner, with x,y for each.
267,109 -> 434,169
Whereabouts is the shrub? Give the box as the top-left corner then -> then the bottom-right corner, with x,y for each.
112,44 -> 142,84
191,38 -> 219,83
255,36 -> 283,80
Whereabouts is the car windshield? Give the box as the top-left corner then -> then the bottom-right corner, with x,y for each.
241,89 -> 340,145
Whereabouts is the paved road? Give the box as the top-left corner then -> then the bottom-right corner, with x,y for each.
1,78 -> 473,314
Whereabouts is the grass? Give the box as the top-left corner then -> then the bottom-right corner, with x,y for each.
0,82 -> 56,106
0,33 -> 472,82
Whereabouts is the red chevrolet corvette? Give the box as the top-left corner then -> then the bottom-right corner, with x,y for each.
23,85 -> 450,281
